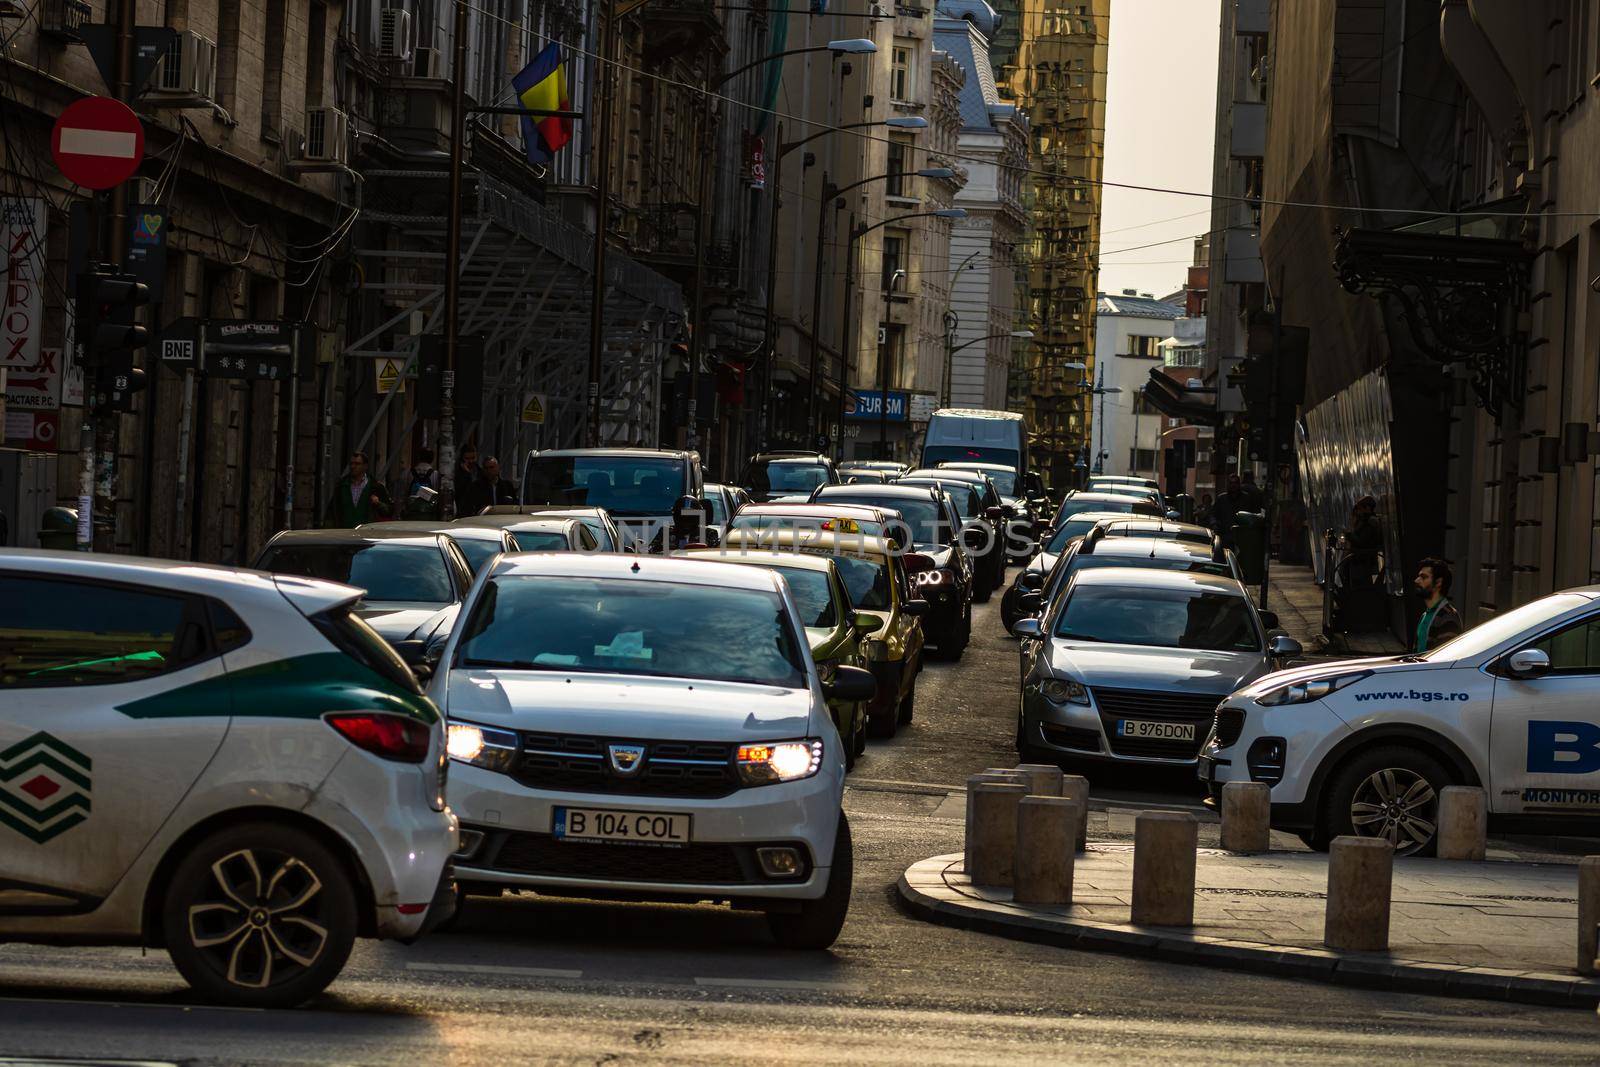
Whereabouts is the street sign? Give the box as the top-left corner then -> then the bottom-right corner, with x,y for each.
204,320 -> 299,381
908,391 -> 938,422
376,358 -> 405,394
158,317 -> 200,364
845,390 -> 908,422
521,393 -> 547,424
78,25 -> 178,98
51,97 -> 144,190
124,203 -> 169,303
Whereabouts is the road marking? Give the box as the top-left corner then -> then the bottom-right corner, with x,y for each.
405,962 -> 583,979
693,977 -> 866,993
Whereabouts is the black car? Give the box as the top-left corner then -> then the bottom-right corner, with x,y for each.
900,468 -> 1008,597
810,482 -> 973,659
741,451 -> 839,503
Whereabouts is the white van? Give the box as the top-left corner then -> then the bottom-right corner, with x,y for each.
921,409 -> 1030,483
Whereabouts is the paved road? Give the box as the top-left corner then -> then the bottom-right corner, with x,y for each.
3,596 -> 1597,1064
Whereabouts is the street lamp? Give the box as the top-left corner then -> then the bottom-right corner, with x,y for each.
942,329 -> 1032,408
805,165 -> 954,439
1089,365 -> 1122,475
833,207 -> 967,459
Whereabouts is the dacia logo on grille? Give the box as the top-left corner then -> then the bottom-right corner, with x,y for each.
607,743 -> 646,777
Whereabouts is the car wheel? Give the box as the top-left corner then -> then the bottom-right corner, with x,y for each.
766,815 -> 853,950
1000,586 -> 1022,632
867,694 -> 898,739
1321,745 -> 1452,857
162,822 -> 358,1008
974,575 -> 993,604
897,680 -> 915,725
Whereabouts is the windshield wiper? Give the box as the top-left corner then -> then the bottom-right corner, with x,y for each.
460,657 -> 564,670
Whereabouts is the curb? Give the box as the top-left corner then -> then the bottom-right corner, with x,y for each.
897,855 -> 1600,1010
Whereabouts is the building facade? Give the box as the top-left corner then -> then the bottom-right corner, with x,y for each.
1092,291 -> 1182,479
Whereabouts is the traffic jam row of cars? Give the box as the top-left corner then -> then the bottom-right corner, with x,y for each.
0,437 -> 1052,1007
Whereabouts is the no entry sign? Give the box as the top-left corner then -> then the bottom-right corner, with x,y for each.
51,97 -> 144,190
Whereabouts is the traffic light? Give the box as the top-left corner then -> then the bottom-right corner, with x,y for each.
78,268 -> 150,413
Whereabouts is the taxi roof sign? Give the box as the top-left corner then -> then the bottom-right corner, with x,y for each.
820,517 -> 861,534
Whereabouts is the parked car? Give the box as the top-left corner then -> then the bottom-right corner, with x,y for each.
434,553 -> 872,949
478,505 -> 625,553
254,529 -> 473,653
680,547 -> 880,767
727,528 -> 927,738
355,520 -> 520,575
741,451 -> 839,504
519,448 -> 708,551
1012,567 -> 1300,768
811,483 -> 974,659
1203,586 -> 1600,855
0,551 -> 456,1007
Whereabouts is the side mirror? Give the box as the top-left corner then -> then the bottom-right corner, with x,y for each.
822,664 -> 878,703
1258,610 -> 1280,630
393,639 -> 433,682
1166,509 -> 1181,521
851,611 -> 884,636
984,506 -> 1004,521
1505,647 -> 1551,679
1018,591 -> 1043,614
962,526 -> 986,550
1011,617 -> 1043,639
1018,570 -> 1045,591
902,598 -> 930,617
903,552 -> 935,574
1267,634 -> 1302,658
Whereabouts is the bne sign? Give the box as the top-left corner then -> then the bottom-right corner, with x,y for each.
848,390 -> 908,422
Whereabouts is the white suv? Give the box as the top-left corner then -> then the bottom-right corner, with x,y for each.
434,553 -> 874,949
0,551 -> 458,1006
1202,587 -> 1600,855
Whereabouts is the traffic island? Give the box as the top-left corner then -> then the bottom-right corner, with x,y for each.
898,847 -> 1600,1009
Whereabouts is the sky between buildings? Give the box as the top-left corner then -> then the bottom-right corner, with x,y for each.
1097,0 -> 1223,300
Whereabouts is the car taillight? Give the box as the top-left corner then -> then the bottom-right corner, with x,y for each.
326,713 -> 432,763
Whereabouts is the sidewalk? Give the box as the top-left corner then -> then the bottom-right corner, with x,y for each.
1262,562 -> 1406,659
899,846 -> 1600,1008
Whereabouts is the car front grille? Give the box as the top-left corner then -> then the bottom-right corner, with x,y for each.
511,732 -> 739,798
479,830 -> 811,886
1091,686 -> 1225,761
1040,722 -> 1102,752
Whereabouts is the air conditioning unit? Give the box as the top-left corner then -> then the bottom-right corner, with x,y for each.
412,46 -> 443,79
868,2 -> 888,16
150,30 -> 217,103
302,107 -> 350,165
378,7 -> 414,62
39,0 -> 91,40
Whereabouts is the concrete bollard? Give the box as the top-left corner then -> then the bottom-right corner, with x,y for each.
1130,811 -> 1198,927
1324,835 -> 1394,951
1435,786 -> 1487,861
965,771 -> 1027,874
1014,796 -> 1078,905
969,782 -> 1028,887
1014,763 -> 1064,798
1060,774 -> 1090,851
1220,781 -> 1271,853
1579,857 -> 1599,976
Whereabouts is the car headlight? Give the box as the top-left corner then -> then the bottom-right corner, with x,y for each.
1255,670 -> 1371,707
446,719 -> 520,772
1039,677 -> 1091,706
736,739 -> 824,785
916,568 -> 947,586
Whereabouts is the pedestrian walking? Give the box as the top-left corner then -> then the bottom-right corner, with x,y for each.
1412,557 -> 1463,653
1211,475 -> 1247,547
326,451 -> 393,527
402,448 -> 443,519
455,445 -> 491,517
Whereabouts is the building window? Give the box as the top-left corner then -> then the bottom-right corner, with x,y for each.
1166,345 -> 1205,368
886,135 -> 910,197
261,0 -> 287,141
306,1 -> 328,107
892,43 -> 912,102
881,232 -> 906,292
1127,335 -> 1163,358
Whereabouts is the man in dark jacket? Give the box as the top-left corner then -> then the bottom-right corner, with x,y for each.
326,451 -> 393,527
479,456 -> 519,506
1412,557 -> 1463,653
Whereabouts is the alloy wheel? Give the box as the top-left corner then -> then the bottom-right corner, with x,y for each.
1349,768 -> 1437,854
186,848 -> 331,990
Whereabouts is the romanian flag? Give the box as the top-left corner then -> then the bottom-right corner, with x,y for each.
513,43 -> 572,164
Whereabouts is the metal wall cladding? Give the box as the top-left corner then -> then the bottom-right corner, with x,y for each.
1296,369 -> 1404,596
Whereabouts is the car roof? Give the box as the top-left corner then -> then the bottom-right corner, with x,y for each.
677,548 -> 838,574
1070,566 -> 1244,595
937,460 -> 1013,473
532,447 -> 694,460
263,528 -> 446,547
356,520 -> 510,541
480,504 -> 609,518
904,468 -> 986,483
816,484 -> 940,501
723,528 -> 897,559
735,502 -> 897,519
750,452 -> 829,463
1086,536 -> 1212,561
1063,510 -> 1147,525
1096,518 -> 1211,538
931,408 -> 1024,421
487,551 -> 783,591
1065,491 -> 1156,502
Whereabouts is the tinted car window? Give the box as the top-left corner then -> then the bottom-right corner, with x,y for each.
0,576 -> 210,688
923,444 -> 1018,470
512,530 -> 573,551
1054,586 -> 1260,652
1070,555 -> 1232,579
815,491 -> 945,546
522,456 -> 684,517
312,608 -> 423,694
1527,614 -> 1600,673
257,543 -> 454,603
1054,497 -> 1139,523
746,460 -> 832,495
706,491 -> 729,525
771,566 -> 838,628
450,535 -> 507,573
456,576 -> 807,687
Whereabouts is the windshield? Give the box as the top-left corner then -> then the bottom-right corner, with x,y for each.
456,576 -> 807,687
1046,516 -> 1118,553
1422,593 -> 1590,661
522,456 -> 685,516
511,530 -> 571,551
258,543 -> 453,603
901,481 -> 977,520
771,566 -> 837,628
816,492 -> 946,546
746,460 -> 832,495
1055,497 -> 1140,524
823,554 -> 892,610
923,444 -> 1018,471
448,535 -> 506,574
955,468 -> 1017,496
1070,554 -> 1232,579
1054,585 -> 1260,652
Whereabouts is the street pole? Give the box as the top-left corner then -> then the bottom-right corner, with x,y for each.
440,0 -> 469,518
941,311 -> 956,407
757,121 -> 784,453
1094,366 -> 1107,475
586,0 -> 620,446
836,213 -> 857,461
1261,270 -> 1283,607
876,296 -> 889,460
804,171 -> 830,444
687,104 -> 716,456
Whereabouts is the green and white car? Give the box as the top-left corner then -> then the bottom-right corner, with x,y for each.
0,550 -> 458,1007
